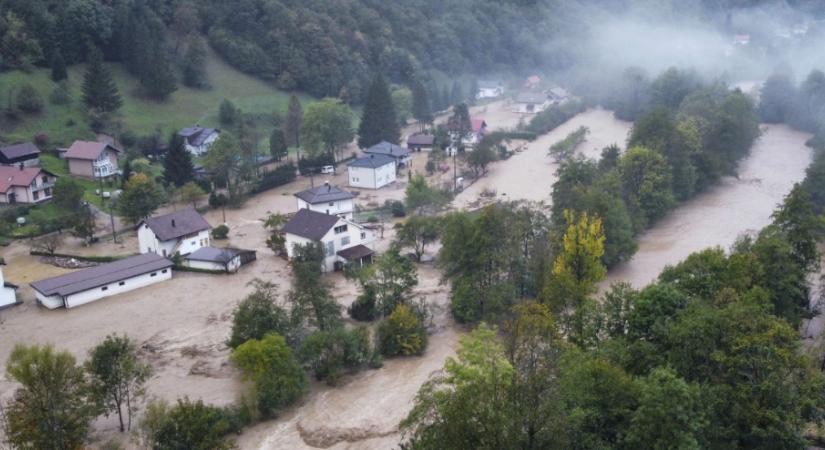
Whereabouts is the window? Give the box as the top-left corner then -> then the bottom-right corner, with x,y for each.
361,232 -> 366,240
150,272 -> 157,277
44,188 -> 51,197
41,176 -> 48,184
191,241 -> 196,246
341,236 -> 350,246
329,202 -> 334,206
32,191 -> 39,200
326,241 -> 335,256
118,281 -> 125,286
101,286 -> 108,291
162,269 -> 168,274
334,224 -> 348,234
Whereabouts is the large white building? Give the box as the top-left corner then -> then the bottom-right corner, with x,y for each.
30,253 -> 173,309
348,154 -> 397,190
294,182 -> 356,219
283,209 -> 375,272
0,260 -> 19,309
138,209 -> 211,258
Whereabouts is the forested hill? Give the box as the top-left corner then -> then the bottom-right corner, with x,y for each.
0,0 -> 575,98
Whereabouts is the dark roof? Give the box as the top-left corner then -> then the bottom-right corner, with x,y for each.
187,247 -> 253,263
548,87 -> 570,100
282,209 -> 340,240
30,254 -> 172,298
295,183 -> 355,204
516,92 -> 548,104
349,154 -> 396,169
337,244 -> 374,261
364,141 -> 410,158
178,126 -> 219,147
0,143 -> 40,162
407,134 -> 435,146
140,209 -> 211,241
4,282 -> 18,290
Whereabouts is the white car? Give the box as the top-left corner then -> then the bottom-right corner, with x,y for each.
321,165 -> 335,174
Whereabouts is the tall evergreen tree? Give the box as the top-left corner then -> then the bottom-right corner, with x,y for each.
441,86 -> 450,111
82,46 -> 122,113
358,74 -> 400,148
450,80 -> 463,105
182,35 -> 208,88
50,51 -> 67,82
468,78 -> 479,105
163,134 -> 195,187
286,95 -> 303,148
141,40 -> 177,100
270,128 -> 288,161
412,80 -> 433,132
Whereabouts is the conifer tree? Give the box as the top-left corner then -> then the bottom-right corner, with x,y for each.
286,95 -> 303,147
358,74 -> 400,148
50,51 -> 67,82
141,40 -> 177,100
412,80 -> 433,132
82,46 -> 123,113
182,35 -> 208,88
163,134 -> 195,187
450,80 -> 463,105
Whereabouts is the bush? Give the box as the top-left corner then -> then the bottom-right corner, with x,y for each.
378,303 -> 428,357
226,281 -> 290,348
348,285 -> 378,321
209,192 -> 228,209
387,200 -> 406,217
425,160 -> 436,174
138,398 -> 236,450
212,224 -> 229,239
525,100 -> 587,135
231,334 -> 306,417
367,214 -> 379,223
49,81 -> 72,105
16,83 -> 44,113
297,327 -> 372,384
252,163 -> 297,193
33,133 -> 49,147
298,153 -> 335,175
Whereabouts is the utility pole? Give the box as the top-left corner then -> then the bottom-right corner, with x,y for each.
453,152 -> 457,193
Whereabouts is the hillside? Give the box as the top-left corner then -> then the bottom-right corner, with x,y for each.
0,50 -> 309,148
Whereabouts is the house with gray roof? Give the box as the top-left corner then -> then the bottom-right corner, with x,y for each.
185,247 -> 257,273
514,91 -> 551,113
407,133 -> 435,151
178,126 -> 220,156
137,209 -> 212,258
295,181 -> 356,219
0,142 -> 40,167
348,154 -> 397,190
283,208 -> 374,272
30,253 -> 173,309
363,141 -> 411,167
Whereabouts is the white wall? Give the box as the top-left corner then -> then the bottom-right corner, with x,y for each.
185,133 -> 219,156
477,87 -> 502,99
0,267 -> 17,308
285,217 -> 375,272
138,225 -> 210,257
296,198 -> 354,219
348,163 -> 396,189
515,101 -> 549,114
186,257 -> 241,273
36,268 -> 172,309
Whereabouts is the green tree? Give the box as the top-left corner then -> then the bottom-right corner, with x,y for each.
759,73 -> 797,123
412,80 -> 433,132
286,94 -> 303,147
117,173 -> 164,224
163,135 -> 195,187
53,177 -> 86,211
140,39 -> 177,100
358,74 -> 400,148
301,97 -> 354,161
179,181 -> 206,208
288,243 -> 342,331
405,174 -> 448,215
218,99 -> 238,126
355,246 -> 418,317
231,334 -> 306,417
771,183 -> 821,272
263,213 -> 288,255
51,51 -> 68,82
618,146 -> 675,230
86,335 -> 152,432
395,215 -> 440,262
269,128 -> 288,161
392,86 -> 413,126
3,344 -> 96,450
466,143 -> 497,177
138,398 -> 234,450
447,103 -> 472,147
82,46 -> 122,114
203,133 -> 241,195
181,35 -> 208,88
227,280 -> 290,348
378,303 -> 428,356
15,83 -> 43,113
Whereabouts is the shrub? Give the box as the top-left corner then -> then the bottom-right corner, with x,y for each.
253,163 -> 297,193
49,81 -> 72,105
209,192 -> 228,209
212,224 -> 229,239
231,334 -> 306,417
226,281 -> 290,348
367,214 -> 379,223
348,285 -> 378,321
16,83 -> 44,113
138,398 -> 236,450
388,200 -> 406,218
525,100 -> 587,135
33,133 -> 49,147
425,160 -> 436,174
297,327 -> 371,384
378,303 -> 428,357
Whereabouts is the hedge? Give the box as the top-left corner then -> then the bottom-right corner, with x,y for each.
524,100 -> 588,135
29,251 -> 132,262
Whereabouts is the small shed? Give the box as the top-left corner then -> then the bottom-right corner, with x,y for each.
185,247 -> 257,273
407,134 -> 435,152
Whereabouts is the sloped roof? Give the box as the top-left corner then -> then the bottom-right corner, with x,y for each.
187,247 -> 252,263
0,166 -> 56,194
0,142 -> 40,161
30,254 -> 172,298
65,141 -> 120,160
337,244 -> 374,260
282,208 -> 340,240
140,209 -> 211,242
349,154 -> 396,169
548,87 -> 570,99
478,80 -> 501,89
178,126 -> 219,147
407,134 -> 435,146
295,183 -> 355,204
471,118 -> 487,133
516,92 -> 548,104
364,141 -> 410,158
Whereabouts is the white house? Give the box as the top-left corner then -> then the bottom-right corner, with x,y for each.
477,80 -> 504,99
30,253 -> 173,309
0,260 -> 20,309
363,141 -> 412,167
514,92 -> 550,113
295,182 -> 356,219
548,87 -> 570,105
348,154 -> 397,190
138,209 -> 211,258
178,126 -> 220,156
184,247 -> 257,273
283,209 -> 375,272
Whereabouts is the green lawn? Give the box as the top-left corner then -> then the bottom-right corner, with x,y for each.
0,50 -> 313,148
40,153 -> 117,208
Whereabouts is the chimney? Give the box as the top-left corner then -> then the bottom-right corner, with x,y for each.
171,219 -> 176,228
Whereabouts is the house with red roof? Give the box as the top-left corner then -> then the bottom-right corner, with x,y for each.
0,165 -> 57,204
65,140 -> 121,179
